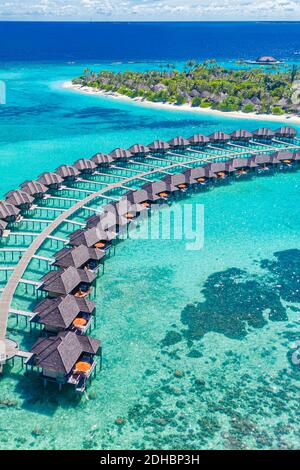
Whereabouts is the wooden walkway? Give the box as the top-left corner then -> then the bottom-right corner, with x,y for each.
0,137 -> 299,357
0,156 -> 220,342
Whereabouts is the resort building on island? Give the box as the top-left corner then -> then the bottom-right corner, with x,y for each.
255,56 -> 281,64
27,331 -> 101,392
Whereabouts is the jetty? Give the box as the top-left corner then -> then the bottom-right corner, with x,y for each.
0,126 -> 299,390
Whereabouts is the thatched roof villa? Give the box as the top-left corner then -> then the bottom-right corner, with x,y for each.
20,180 -> 48,199
5,190 -> 34,213
28,331 -> 101,391
31,294 -> 96,334
53,245 -> 105,271
39,266 -> 96,298
0,200 -> 20,224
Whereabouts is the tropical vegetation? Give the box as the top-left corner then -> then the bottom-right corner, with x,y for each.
73,61 -> 300,115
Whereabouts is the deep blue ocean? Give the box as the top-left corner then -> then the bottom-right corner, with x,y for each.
0,22 -> 300,450
1,21 -> 300,61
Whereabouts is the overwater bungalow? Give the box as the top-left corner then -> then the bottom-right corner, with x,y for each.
230,129 -> 253,141
188,134 -> 209,147
253,154 -> 274,172
31,294 -> 96,335
73,159 -> 97,175
0,200 -> 21,225
128,144 -> 150,158
162,173 -> 190,192
39,266 -> 96,299
168,136 -> 190,150
106,200 -> 147,222
275,126 -> 297,138
38,172 -> 63,191
55,165 -> 80,182
231,157 -> 257,173
20,180 -> 48,200
110,148 -> 132,162
91,153 -> 114,168
208,131 -> 231,143
86,211 -> 129,233
125,189 -> 159,207
183,166 -> 210,185
141,181 -> 173,201
0,219 -> 8,237
53,245 -> 105,272
27,331 -> 101,392
208,161 -> 234,179
5,189 -> 34,214
69,227 -> 116,250
252,128 -> 275,140
271,150 -> 295,168
148,140 -> 170,154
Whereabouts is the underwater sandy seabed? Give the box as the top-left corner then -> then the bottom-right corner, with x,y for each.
0,170 -> 299,450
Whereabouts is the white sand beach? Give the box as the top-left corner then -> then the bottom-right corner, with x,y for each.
63,80 -> 300,124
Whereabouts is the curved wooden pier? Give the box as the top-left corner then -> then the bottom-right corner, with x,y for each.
0,131 -> 299,370
0,156 -> 213,341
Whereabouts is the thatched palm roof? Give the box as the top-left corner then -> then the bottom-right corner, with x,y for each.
168,136 -> 190,148
5,190 -> 34,209
38,172 -> 63,187
209,131 -> 230,142
53,245 -> 105,269
110,148 -> 132,160
230,129 -> 253,140
32,295 -> 96,329
148,140 -> 170,152
20,180 -> 48,197
69,227 -> 116,247
73,159 -> 97,173
40,266 -> 96,295
56,165 -> 80,180
29,331 -> 100,374
0,201 -> 20,220
86,211 -> 129,231
128,144 -> 150,156
91,153 -> 114,166
188,134 -> 209,145
252,128 -> 275,139
275,126 -> 297,138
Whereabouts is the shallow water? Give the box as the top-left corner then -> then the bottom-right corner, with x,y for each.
1,170 -> 299,450
0,58 -> 300,450
0,60 -> 297,197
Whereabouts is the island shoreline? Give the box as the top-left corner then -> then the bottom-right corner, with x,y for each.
63,80 -> 300,124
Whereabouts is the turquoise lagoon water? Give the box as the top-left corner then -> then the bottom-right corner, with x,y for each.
0,62 -> 300,450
